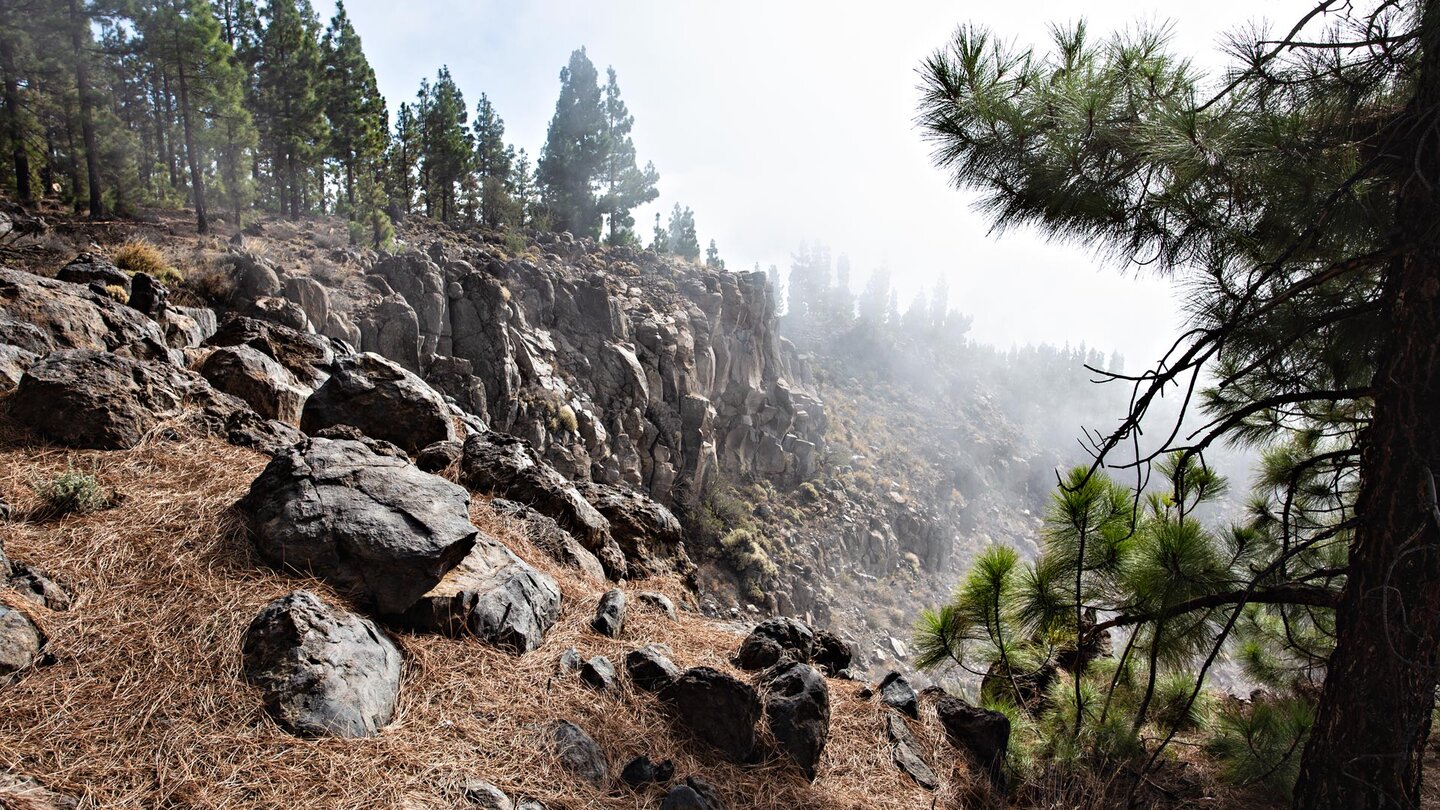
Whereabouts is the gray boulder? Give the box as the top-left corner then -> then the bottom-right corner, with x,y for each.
127,272 -> 168,318
935,695 -> 1010,791
200,344 -> 310,425
659,667 -> 761,763
575,481 -> 692,579
301,352 -> 457,455
0,343 -> 37,394
886,712 -> 939,790
162,305 -> 218,349
488,499 -> 606,583
227,252 -> 282,307
635,591 -> 678,620
282,276 -> 331,333
659,786 -> 707,810
736,617 -> 814,671
879,671 -> 919,719
238,437 -> 477,614
205,315 -> 334,388
760,660 -> 830,780
580,655 -> 618,691
546,721 -> 607,787
56,253 -> 128,289
242,590 -> 401,738
0,266 -> 170,360
591,588 -> 626,637
625,644 -> 681,692
12,350 -> 240,449
0,604 -> 42,687
458,779 -> 513,810
416,439 -> 463,473
399,531 -> 560,653
246,295 -> 311,332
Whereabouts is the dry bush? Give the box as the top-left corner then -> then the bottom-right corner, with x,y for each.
0,418 -> 959,809
110,240 -> 181,285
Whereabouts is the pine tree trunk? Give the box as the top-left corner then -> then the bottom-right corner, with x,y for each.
1293,6 -> 1440,807
0,27 -> 31,203
174,51 -> 208,234
69,0 -> 102,218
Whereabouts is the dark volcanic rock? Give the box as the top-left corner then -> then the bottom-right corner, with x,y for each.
659,785 -> 707,810
12,350 -> 240,449
301,352 -> 457,454
885,712 -> 939,790
56,253 -> 128,289
879,671 -> 919,719
735,617 -> 814,671
0,604 -> 42,687
241,590 -> 401,738
399,530 -> 560,653
546,721 -> 607,787
238,437 -> 476,613
0,266 -> 170,359
812,629 -> 854,676
659,667 -> 761,763
620,754 -> 674,788
205,314 -> 334,388
591,588 -> 626,637
935,695 -> 1010,791
416,439 -> 463,473
488,499 -> 606,583
759,660 -> 830,780
200,344 -> 310,425
575,481 -> 692,579
624,644 -> 681,692
127,272 -> 168,318
580,656 -> 618,691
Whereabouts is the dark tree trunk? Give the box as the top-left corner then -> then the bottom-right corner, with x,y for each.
173,50 -> 207,234
69,0 -> 102,218
0,27 -> 30,203
1293,7 -> 1440,808
160,71 -> 180,191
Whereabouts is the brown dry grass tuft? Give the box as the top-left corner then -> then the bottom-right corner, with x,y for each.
110,240 -> 181,285
0,415 -> 959,809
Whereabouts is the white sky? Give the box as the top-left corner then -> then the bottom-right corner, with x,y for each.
335,0 -> 1319,368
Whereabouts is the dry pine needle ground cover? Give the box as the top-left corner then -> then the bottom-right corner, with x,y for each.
0,415 -> 958,809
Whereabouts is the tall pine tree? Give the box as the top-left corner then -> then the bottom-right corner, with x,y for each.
321,0 -> 386,212
253,0 -> 325,217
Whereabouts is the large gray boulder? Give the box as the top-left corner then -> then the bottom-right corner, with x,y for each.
659,667 -> 761,763
0,604 -> 42,687
205,315 -> 334,388
624,644 -> 681,692
935,695 -> 1010,791
200,344 -> 310,425
736,617 -> 815,671
226,251 -> 282,308
759,660 -> 830,781
0,266 -> 170,360
238,437 -> 477,614
879,671 -> 919,719
0,344 -> 37,394
460,431 -> 623,576
241,590 -> 401,738
11,350 -> 241,449
56,253 -> 128,289
575,482 -> 693,579
371,252 -> 447,358
301,352 -> 457,455
399,531 -> 560,653
282,276 -> 331,334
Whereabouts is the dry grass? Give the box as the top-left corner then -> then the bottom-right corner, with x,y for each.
0,415 -> 959,809
110,240 -> 181,285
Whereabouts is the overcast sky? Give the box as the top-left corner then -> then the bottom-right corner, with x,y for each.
335,0 -> 1317,369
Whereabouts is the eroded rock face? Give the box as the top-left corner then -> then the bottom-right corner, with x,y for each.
205,315 -> 334,388
241,590 -> 401,738
12,350 -> 241,449
199,344 -> 310,425
301,352 -> 457,454
399,531 -> 560,653
238,437 -> 476,613
0,266 -> 171,360
659,667 -> 761,763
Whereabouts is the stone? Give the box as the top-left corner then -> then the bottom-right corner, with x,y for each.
240,590 -> 402,738
0,774 -> 78,810
488,499 -> 606,583
7,561 -> 72,611
127,272 -> 168,318
812,629 -> 854,677
200,344 -> 310,425
458,779 -> 513,810
659,667 -> 761,763
400,530 -> 560,653
682,777 -> 729,810
0,343 -> 37,394
546,721 -> 607,787
557,648 -> 582,674
759,660 -> 830,780
735,617 -> 814,671
359,293 -> 421,372
619,755 -> 673,788
12,350 -> 240,449
226,252 -> 282,307
461,431 -> 620,575
238,437 -> 476,614
0,266 -> 170,359
372,251 -> 447,358
205,315 -> 334,388
879,671 -> 919,719
416,439 -> 463,473
424,355 -> 489,422
886,712 -> 939,790
635,591 -> 678,620
282,276 -> 331,334
56,253 -> 128,289
0,604 -> 42,687
580,656 -> 618,691
163,305 -> 218,349
591,588 -> 626,637
659,786 -> 707,810
935,695 -> 1010,791
575,481 -> 692,578
246,295 -> 311,331
624,644 -> 681,692
301,352 -> 457,454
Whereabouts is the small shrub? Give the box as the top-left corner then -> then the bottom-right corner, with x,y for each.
503,231 -> 528,255
112,240 -> 181,284
555,404 -> 578,433
33,469 -> 112,517
1204,694 -> 1313,800
103,284 -> 128,303
1151,671 -> 1213,733
183,262 -> 237,305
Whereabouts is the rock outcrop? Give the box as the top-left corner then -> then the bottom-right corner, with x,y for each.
659,667 -> 761,763
301,352 -> 457,454
0,266 -> 171,360
241,591 -> 402,738
759,660 -> 830,780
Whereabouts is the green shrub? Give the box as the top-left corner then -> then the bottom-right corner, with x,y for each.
33,469 -> 111,516
1204,694 -> 1313,800
1151,670 -> 1213,733
103,284 -> 128,303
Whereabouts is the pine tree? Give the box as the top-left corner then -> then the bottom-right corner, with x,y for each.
414,66 -> 468,223
320,0 -> 386,212
472,92 -> 514,227
537,47 -> 608,237
598,66 -> 657,244
386,100 -> 419,217
918,6 -> 1440,804
650,210 -> 668,253
665,203 -> 698,260
508,146 -> 534,227
704,238 -> 724,269
253,0 -> 325,217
